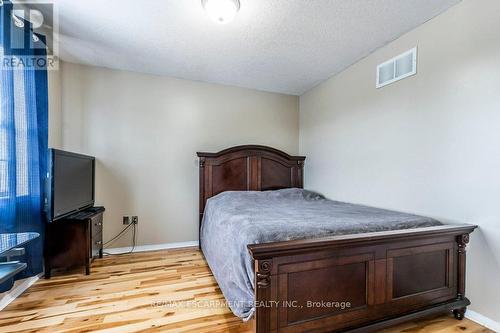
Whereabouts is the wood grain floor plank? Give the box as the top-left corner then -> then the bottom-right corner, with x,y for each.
0,248 -> 491,333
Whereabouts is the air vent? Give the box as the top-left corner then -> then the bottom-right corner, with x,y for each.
376,47 -> 417,88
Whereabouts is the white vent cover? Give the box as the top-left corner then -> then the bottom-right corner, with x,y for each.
376,47 -> 417,88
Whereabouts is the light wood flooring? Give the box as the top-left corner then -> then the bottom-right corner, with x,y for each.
0,248 -> 492,333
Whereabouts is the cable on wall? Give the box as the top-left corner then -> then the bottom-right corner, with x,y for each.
102,222 -> 137,256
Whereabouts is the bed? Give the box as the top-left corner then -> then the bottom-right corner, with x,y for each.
197,145 -> 476,333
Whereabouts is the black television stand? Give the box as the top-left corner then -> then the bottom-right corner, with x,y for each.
44,206 -> 105,279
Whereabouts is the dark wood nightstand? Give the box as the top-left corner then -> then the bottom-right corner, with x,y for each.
44,207 -> 104,279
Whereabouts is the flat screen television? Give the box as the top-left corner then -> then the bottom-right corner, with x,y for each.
45,149 -> 95,221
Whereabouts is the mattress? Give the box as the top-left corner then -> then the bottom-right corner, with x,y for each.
200,188 -> 442,320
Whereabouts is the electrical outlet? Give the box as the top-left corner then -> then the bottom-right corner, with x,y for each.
132,216 -> 138,224
123,216 -> 131,225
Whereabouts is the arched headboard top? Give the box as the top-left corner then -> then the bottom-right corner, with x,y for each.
197,145 -> 305,161
197,145 -> 305,229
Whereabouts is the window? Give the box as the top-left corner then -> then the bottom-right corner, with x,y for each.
0,71 -> 30,199
0,85 -> 7,198
0,129 -> 8,197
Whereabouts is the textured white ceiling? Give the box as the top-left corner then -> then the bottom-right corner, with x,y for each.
47,0 -> 460,95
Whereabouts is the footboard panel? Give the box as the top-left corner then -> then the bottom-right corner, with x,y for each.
248,225 -> 476,333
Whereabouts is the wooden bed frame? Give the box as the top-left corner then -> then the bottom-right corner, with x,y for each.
197,145 -> 476,333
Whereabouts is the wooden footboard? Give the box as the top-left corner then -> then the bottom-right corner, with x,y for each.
248,224 -> 476,333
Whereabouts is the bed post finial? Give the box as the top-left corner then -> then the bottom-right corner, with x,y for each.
457,234 -> 469,248
256,260 -> 272,289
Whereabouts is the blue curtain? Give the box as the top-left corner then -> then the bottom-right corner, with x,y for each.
0,0 -> 48,282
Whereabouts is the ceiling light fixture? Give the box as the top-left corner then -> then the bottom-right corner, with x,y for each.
201,0 -> 240,24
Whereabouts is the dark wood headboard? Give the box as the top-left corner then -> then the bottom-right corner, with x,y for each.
197,145 -> 305,227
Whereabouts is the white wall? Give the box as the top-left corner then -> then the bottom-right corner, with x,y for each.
300,0 -> 500,323
48,69 -> 62,148
60,62 -> 299,248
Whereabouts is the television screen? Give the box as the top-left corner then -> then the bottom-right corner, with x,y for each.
48,149 -> 95,221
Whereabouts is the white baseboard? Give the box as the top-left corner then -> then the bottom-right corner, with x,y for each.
0,274 -> 41,311
466,310 -> 500,332
104,240 -> 199,255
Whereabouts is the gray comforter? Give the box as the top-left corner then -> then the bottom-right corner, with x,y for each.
200,188 -> 442,320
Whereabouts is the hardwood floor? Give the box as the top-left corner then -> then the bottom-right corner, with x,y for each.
0,248 -> 492,333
